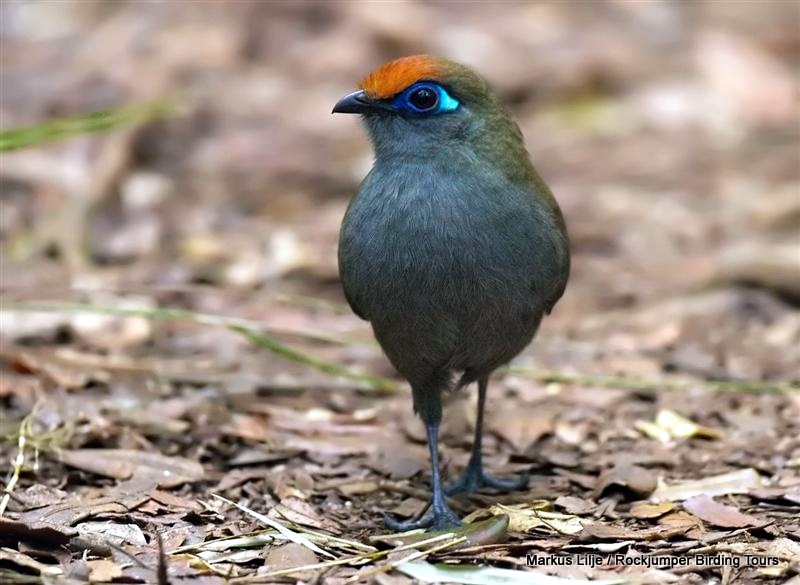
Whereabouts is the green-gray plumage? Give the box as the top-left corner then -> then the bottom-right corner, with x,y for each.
333,56 -> 570,530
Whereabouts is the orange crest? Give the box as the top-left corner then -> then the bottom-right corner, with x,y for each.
359,55 -> 443,99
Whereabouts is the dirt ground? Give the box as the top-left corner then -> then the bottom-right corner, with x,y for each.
1,1 -> 798,584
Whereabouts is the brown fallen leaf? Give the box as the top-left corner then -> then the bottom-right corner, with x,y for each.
59,449 -> 204,487
770,537 -> 800,561
284,433 -> 382,456
76,521 -> 147,546
372,514 -> 509,551
86,559 -> 123,582
273,496 -> 342,532
658,511 -> 705,539
635,409 -> 724,443
264,542 -> 318,576
464,503 -> 585,535
389,497 -> 427,520
3,348 -> 107,389
580,522 -> 690,542
337,480 -> 381,496
712,241 -> 800,302
750,486 -> 800,505
594,463 -> 657,499
0,519 -> 72,546
228,447 -> 301,467
147,489 -> 202,512
650,468 -> 764,502
683,495 -> 764,528
555,495 -> 596,515
369,440 -> 428,479
215,467 -> 277,492
0,548 -> 63,578
489,405 -> 554,451
199,548 -> 265,567
629,501 -> 676,519
18,493 -> 149,533
5,484 -> 68,512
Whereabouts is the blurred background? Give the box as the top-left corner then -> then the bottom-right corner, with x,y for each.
1,0 -> 798,386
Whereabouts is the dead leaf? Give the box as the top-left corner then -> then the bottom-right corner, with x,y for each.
373,514 -> 509,550
563,540 -> 635,553
553,420 -> 591,446
199,548 -> 265,565
465,503 -> 585,535
629,501 -> 676,519
0,519 -> 72,546
59,449 -> 204,487
283,433 -> 381,456
390,497 -> 426,519
147,489 -> 201,512
264,542 -> 318,572
273,496 -> 342,532
3,348 -> 106,389
11,484 -> 69,512
770,537 -> 800,561
651,468 -> 764,502
635,409 -> 723,443
750,485 -> 800,505
658,511 -> 704,539
0,548 -> 63,577
580,522 -> 690,541
683,495 -> 764,528
490,405 -> 554,451
555,495 -> 596,515
69,298 -> 153,350
713,241 -> 800,301
86,559 -> 123,581
594,464 -> 657,499
337,480 -> 380,496
18,493 -> 149,534
369,441 -> 428,479
76,521 -> 148,546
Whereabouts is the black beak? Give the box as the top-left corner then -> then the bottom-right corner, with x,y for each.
332,90 -> 379,114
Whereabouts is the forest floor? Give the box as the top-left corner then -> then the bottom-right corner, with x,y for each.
1,1 -> 799,584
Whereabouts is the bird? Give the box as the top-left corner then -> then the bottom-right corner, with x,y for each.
333,55 -> 570,531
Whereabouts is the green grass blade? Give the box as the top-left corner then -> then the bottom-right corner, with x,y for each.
0,301 -> 398,393
0,99 -> 178,152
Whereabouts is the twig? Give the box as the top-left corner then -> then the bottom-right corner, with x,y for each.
156,532 -> 170,585
210,493 -> 336,559
345,535 -> 466,583
0,430 -> 26,516
228,531 -> 462,583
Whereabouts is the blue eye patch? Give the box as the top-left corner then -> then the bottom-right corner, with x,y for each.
391,82 -> 460,115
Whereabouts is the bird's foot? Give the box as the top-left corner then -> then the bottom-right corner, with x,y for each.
445,464 -> 529,496
382,500 -> 462,532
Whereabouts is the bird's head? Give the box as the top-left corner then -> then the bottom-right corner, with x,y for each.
333,55 -> 529,172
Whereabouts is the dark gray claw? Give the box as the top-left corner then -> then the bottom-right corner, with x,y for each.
382,501 -> 462,532
446,465 -> 529,496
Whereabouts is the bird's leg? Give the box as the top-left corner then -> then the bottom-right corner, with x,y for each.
383,418 -> 462,531
445,376 -> 529,495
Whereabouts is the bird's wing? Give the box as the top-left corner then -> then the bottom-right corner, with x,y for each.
543,240 -> 570,314
338,258 -> 369,321
342,283 -> 368,321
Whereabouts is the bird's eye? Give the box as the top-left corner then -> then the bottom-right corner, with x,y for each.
408,86 -> 439,112
392,83 -> 459,115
